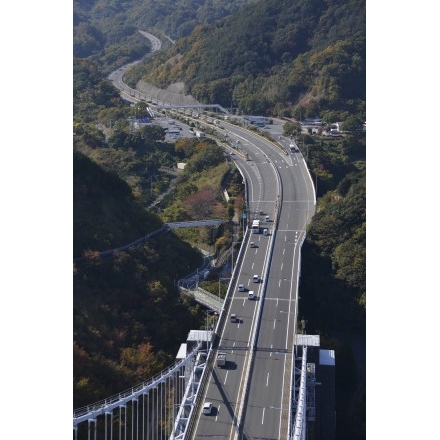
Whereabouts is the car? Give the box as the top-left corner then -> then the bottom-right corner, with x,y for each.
253,275 -> 259,283
265,215 -> 270,221
263,228 -> 269,236
230,313 -> 238,323
250,242 -> 255,248
248,291 -> 255,300
238,284 -> 245,292
259,210 -> 264,215
202,402 -> 213,415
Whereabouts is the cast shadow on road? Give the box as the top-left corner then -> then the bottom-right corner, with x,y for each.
219,360 -> 237,370
210,366 -> 239,425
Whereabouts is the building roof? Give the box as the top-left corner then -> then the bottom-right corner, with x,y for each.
187,329 -> 212,342
176,343 -> 187,359
295,334 -> 320,346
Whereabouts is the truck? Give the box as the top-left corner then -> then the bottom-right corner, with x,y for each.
252,219 -> 260,234
195,130 -> 205,138
217,352 -> 227,367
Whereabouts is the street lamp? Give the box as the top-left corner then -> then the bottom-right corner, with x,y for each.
205,310 -> 217,351
241,208 -> 247,238
205,310 -> 210,352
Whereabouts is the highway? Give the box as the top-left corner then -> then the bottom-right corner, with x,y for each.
105,32 -> 316,438
193,124 -> 315,439
107,31 -> 161,103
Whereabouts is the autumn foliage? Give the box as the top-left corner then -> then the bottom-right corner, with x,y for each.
184,188 -> 216,219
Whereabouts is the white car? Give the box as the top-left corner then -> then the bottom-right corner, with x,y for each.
202,402 -> 213,415
253,275 -> 259,283
238,284 -> 245,292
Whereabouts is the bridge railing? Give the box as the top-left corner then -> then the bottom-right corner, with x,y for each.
182,230 -> 249,438
73,342 -> 201,427
292,346 -> 308,440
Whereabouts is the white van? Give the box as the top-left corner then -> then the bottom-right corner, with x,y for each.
263,228 -> 268,236
248,291 -> 255,300
253,275 -> 259,283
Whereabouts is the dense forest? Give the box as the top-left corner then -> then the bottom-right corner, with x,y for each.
73,1 -> 365,438
125,0 -> 365,123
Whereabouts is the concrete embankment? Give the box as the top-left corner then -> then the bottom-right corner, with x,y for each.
136,80 -> 201,107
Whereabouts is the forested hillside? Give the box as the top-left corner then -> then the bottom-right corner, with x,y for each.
74,140 -> 241,409
126,0 -> 365,122
74,0 -> 255,63
73,0 -> 365,437
73,151 -> 208,408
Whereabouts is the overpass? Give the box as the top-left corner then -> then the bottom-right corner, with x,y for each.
153,103 -> 230,115
73,220 -> 225,263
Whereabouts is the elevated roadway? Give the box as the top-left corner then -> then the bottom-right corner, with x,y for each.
103,32 -> 317,438
192,124 -> 315,439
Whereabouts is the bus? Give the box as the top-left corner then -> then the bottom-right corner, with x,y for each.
251,219 -> 260,234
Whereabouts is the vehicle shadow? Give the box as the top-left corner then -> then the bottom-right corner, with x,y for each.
223,360 -> 237,370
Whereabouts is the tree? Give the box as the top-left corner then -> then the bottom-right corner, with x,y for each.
120,342 -> 157,380
342,115 -> 363,132
185,189 -> 216,219
139,124 -> 166,144
133,101 -> 149,119
283,120 -> 301,137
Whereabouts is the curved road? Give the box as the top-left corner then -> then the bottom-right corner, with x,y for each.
107,31 -> 162,103
106,32 -> 316,439
192,124 -> 315,439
